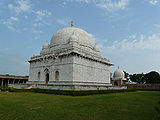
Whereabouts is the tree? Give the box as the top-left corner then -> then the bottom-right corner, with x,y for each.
144,71 -> 160,84
129,73 -> 145,83
124,71 -> 129,80
129,71 -> 160,84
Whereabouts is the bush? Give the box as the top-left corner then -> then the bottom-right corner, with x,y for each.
135,88 -> 160,91
1,86 -> 159,96
1,86 -> 137,96
0,86 -> 15,92
24,88 -> 137,96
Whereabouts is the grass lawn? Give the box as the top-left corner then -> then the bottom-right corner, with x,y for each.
0,91 -> 159,120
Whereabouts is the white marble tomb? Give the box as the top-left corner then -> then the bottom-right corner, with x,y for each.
27,22 -> 113,90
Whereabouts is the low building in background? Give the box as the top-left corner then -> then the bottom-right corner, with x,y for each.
0,74 -> 28,86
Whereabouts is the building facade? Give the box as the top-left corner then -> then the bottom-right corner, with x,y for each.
26,23 -> 113,90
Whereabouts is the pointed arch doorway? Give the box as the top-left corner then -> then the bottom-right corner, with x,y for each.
114,81 -> 118,86
44,68 -> 49,84
55,71 -> 59,81
46,73 -> 49,84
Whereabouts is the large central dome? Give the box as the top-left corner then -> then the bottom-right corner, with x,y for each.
50,27 -> 93,47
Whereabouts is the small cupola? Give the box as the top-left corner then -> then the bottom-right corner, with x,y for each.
42,41 -> 49,50
93,44 -> 100,52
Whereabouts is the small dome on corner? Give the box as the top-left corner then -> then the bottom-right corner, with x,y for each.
93,44 -> 100,52
42,42 -> 49,50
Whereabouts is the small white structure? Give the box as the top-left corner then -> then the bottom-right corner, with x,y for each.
27,22 -> 114,90
111,67 -> 127,86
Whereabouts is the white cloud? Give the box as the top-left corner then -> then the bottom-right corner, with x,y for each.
7,26 -> 16,31
63,1 -> 67,5
1,19 -> 16,31
35,10 -> 52,22
57,17 -> 71,26
34,10 -> 52,27
33,23 -> 43,27
96,0 -> 129,11
103,33 -> 160,54
1,16 -> 20,31
34,36 -> 39,40
88,33 -> 96,44
0,48 -> 9,52
4,0 -> 53,32
154,24 -> 160,28
8,57 -> 28,66
66,0 -> 129,12
10,16 -> 19,21
2,19 -> 12,26
100,33 -> 160,74
24,15 -> 28,19
0,54 -> 29,75
8,0 -> 32,14
23,27 -> 43,33
149,0 -> 158,5
67,0 -> 105,4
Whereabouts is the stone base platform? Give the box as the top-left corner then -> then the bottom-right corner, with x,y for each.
9,81 -> 127,90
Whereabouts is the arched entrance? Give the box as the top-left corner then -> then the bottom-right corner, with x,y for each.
55,71 -> 59,81
44,68 -> 49,84
114,81 -> 118,86
38,72 -> 40,81
45,73 -> 49,84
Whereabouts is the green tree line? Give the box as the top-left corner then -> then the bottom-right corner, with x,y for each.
124,71 -> 160,84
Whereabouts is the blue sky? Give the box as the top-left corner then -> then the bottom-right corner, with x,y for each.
0,0 -> 160,75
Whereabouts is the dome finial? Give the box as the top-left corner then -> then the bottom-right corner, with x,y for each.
71,21 -> 74,27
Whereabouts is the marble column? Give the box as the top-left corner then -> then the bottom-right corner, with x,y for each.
8,79 -> 9,86
2,79 -> 4,86
0,79 -> 2,86
18,80 -> 20,84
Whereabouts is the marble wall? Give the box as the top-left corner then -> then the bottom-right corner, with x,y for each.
29,54 -> 110,84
